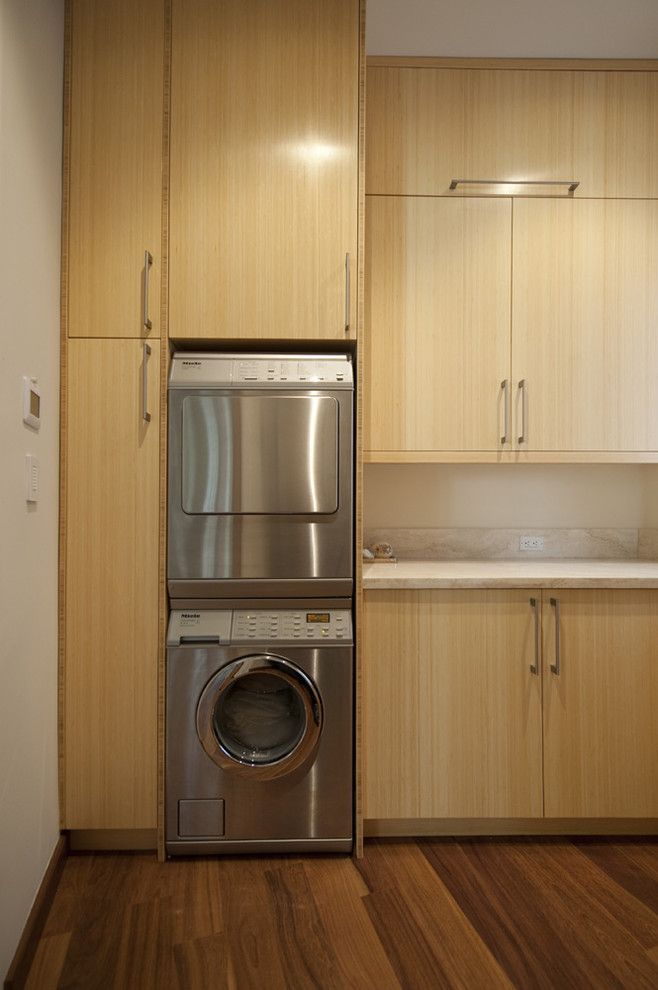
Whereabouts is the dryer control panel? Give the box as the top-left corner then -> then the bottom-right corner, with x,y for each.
167,609 -> 352,646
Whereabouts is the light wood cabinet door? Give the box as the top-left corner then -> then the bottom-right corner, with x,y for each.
367,66 -> 658,199
64,340 -> 159,828
365,196 -> 511,453
513,199 -> 658,452
363,590 -> 543,820
68,0 -> 164,338
170,0 -> 359,340
542,590 -> 658,818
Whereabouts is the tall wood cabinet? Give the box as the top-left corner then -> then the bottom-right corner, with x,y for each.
61,1 -> 363,839
365,60 -> 658,461
68,0 -> 164,339
62,0 -> 166,833
64,341 -> 160,828
170,0 -> 361,341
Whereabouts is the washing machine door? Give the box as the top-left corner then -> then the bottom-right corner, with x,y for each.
196,654 -> 323,780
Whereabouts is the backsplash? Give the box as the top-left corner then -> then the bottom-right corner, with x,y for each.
363,528 -> 658,561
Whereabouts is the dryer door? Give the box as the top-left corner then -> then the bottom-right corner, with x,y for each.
196,654 -> 323,780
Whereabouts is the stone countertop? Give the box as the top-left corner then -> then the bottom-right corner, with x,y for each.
362,559 -> 658,589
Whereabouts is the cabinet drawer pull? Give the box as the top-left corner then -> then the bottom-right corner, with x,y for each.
550,597 -> 561,675
501,379 -> 510,444
143,250 -> 153,332
517,379 -> 527,444
344,252 -> 351,333
142,342 -> 152,423
529,597 -> 540,675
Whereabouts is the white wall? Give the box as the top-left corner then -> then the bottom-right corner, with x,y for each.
366,0 -> 658,57
0,0 -> 64,978
365,464 -> 658,529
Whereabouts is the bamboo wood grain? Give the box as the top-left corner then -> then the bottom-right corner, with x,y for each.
68,0 -> 164,338
64,340 -> 160,828
367,65 -> 658,199
169,0 -> 359,340
58,0 -> 73,830
365,196 -> 511,452
353,0 -> 366,860
156,0 -> 172,865
542,590 -> 658,818
513,200 -> 658,452
363,590 -> 543,820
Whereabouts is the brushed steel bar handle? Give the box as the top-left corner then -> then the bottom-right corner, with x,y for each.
529,597 -> 540,675
550,597 -> 561,675
143,250 -> 153,332
501,379 -> 510,444
449,178 -> 580,194
142,342 -> 152,423
344,252 -> 351,333
517,379 -> 527,444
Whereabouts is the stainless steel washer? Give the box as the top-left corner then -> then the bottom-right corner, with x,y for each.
166,608 -> 353,855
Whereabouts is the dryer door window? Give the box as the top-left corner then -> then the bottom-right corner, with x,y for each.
196,655 -> 323,779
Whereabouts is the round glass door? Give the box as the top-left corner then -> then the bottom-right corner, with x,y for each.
196,655 -> 323,779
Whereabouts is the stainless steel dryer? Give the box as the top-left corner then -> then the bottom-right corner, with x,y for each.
168,353 -> 354,603
166,608 -> 353,855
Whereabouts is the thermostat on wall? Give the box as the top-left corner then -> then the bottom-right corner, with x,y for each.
23,376 -> 41,430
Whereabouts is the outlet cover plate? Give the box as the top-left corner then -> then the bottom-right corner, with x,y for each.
520,535 -> 544,551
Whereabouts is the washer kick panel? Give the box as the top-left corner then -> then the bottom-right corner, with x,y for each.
167,609 -> 353,646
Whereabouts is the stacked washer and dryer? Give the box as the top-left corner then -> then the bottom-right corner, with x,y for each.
166,353 -> 354,854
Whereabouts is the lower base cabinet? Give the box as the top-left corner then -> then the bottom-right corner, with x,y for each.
363,590 -> 543,819
364,588 -> 658,824
543,590 -> 658,819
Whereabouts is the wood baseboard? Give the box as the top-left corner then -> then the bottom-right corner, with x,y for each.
364,818 -> 658,838
68,829 -> 157,851
4,834 -> 68,990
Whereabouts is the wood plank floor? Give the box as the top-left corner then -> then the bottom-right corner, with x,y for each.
22,838 -> 658,989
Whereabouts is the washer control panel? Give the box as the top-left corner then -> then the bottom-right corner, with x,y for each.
232,610 -> 352,642
168,609 -> 353,646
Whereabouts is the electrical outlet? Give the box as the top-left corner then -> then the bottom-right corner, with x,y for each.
520,535 -> 544,552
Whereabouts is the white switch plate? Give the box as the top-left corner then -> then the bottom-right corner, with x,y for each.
520,535 -> 544,551
25,454 -> 39,503
23,376 -> 41,430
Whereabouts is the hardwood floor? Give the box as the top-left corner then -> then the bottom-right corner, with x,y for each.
21,838 -> 658,989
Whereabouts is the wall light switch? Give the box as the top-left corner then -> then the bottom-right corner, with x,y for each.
23,376 -> 41,430
26,454 -> 39,503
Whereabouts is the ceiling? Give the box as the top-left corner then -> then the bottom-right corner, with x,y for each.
365,0 -> 658,58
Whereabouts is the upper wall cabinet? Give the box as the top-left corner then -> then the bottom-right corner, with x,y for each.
513,199 -> 658,452
170,0 -> 361,341
366,196 -> 511,454
68,0 -> 164,338
367,66 -> 658,198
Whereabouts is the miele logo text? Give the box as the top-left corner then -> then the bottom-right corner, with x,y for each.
182,361 -> 201,366
181,613 -> 200,618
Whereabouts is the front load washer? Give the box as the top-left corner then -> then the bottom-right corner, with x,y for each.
166,608 -> 353,855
